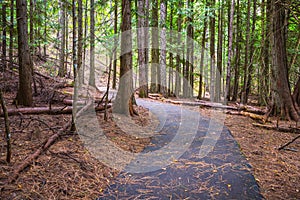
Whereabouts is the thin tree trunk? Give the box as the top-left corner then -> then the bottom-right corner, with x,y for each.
198,4 -> 208,99
77,0 -> 83,84
209,0 -> 216,102
2,3 -> 7,70
72,0 -> 77,78
29,0 -> 34,54
58,0 -> 66,77
232,0 -> 240,102
175,0 -> 182,97
185,0 -> 194,98
241,0 -> 251,104
9,0 -> 14,69
160,0 -> 167,96
43,0 -> 47,57
168,2 -> 174,96
245,0 -> 257,103
137,0 -> 148,98
82,0 -> 88,82
0,90 -> 11,163
216,0 -> 223,102
112,0 -> 118,89
150,0 -> 159,93
89,0 -> 95,86
225,0 -> 235,103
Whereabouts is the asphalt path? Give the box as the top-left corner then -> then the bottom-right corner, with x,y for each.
98,99 -> 263,199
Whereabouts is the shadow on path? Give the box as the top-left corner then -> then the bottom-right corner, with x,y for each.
98,99 -> 263,199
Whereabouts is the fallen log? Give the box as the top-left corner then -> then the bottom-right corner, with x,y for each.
226,111 -> 269,123
252,123 -> 300,134
63,99 -> 110,106
0,105 -> 110,117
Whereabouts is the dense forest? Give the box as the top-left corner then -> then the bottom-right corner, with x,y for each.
0,0 -> 300,199
0,0 -> 299,119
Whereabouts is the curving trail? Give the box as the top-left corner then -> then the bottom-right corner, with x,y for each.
98,99 -> 263,199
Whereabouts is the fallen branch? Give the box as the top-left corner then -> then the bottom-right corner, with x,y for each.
278,134 -> 300,151
63,99 -> 110,106
9,101 -> 94,183
1,104 -> 110,117
226,111 -> 266,123
252,123 -> 300,134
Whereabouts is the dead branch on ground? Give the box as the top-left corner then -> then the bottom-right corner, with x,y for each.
9,101 -> 94,183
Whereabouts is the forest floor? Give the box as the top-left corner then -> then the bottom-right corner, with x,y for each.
0,70 -> 299,199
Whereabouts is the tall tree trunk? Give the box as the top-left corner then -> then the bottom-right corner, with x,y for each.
72,0 -> 77,78
241,0 -> 251,104
77,0 -> 83,84
168,2 -> 174,96
137,0 -> 149,98
198,4 -> 208,99
16,0 -> 33,106
175,0 -> 182,97
225,0 -> 235,103
113,0 -> 133,116
58,0 -> 66,77
112,0 -> 118,89
43,0 -> 47,57
245,0 -> 257,103
209,0 -> 216,102
216,0 -> 223,102
293,78 -> 300,107
82,0 -> 88,81
29,0 -> 34,54
259,0 -> 271,105
232,0 -> 240,102
160,0 -> 167,96
89,0 -> 95,86
270,0 -> 300,121
150,0 -> 159,93
2,2 -> 7,70
9,0 -> 14,69
185,0 -> 194,98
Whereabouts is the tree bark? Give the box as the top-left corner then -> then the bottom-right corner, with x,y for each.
113,0 -> 134,116
16,0 -> 33,106
9,0 -> 14,69
159,0 -> 167,97
58,0 -> 66,77
2,3 -> 7,70
89,0 -> 96,86
112,0 -> 118,89
198,4 -> 208,99
215,0 -> 223,102
270,0 -> 300,121
232,0 -> 241,102
209,0 -> 216,102
175,0 -> 183,97
150,0 -> 159,93
137,0 -> 148,98
225,0 -> 235,103
77,0 -> 83,84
